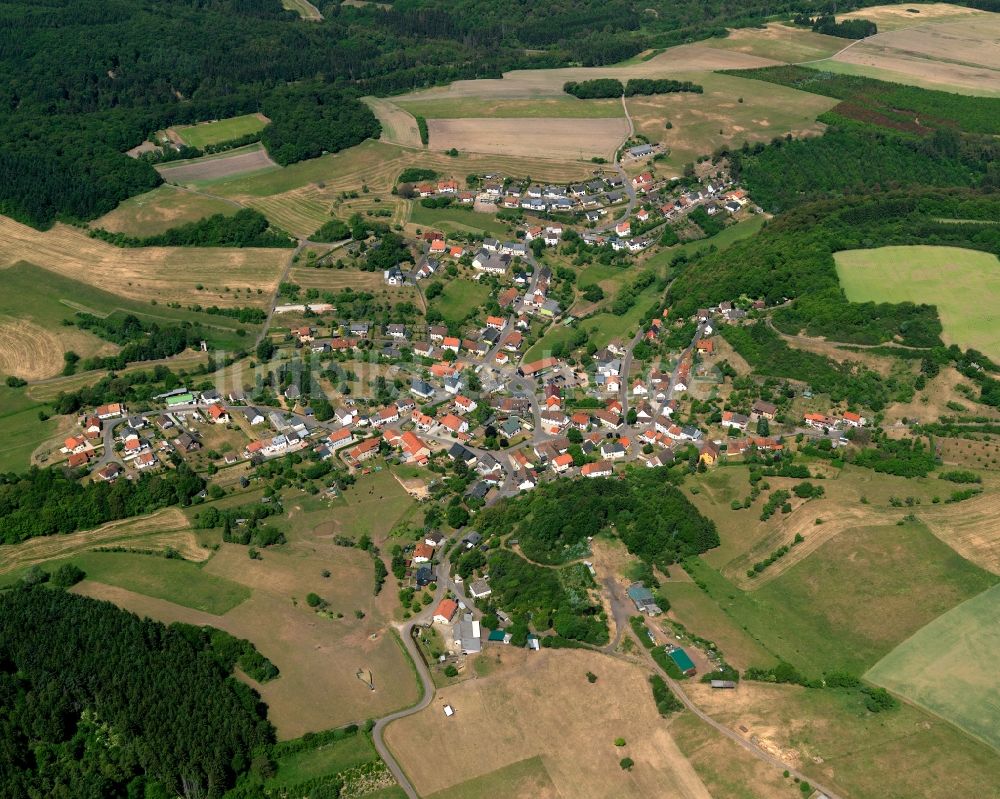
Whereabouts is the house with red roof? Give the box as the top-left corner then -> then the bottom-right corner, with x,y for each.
582,460 -> 613,478
433,598 -> 459,624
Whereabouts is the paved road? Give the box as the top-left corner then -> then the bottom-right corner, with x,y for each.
595,95 -> 637,234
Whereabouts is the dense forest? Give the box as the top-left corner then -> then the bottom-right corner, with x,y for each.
478,468 -> 719,569
0,463 -> 204,544
0,588 -> 274,798
91,209 -> 295,248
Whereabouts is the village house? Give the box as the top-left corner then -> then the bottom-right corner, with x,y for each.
439,413 -> 469,435
751,400 -> 777,421
721,411 -> 749,431
433,598 -> 459,625
551,452 -> 574,473
349,437 -> 381,463
582,460 -> 613,478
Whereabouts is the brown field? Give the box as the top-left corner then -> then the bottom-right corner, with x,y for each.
94,185 -> 241,236
384,648 -> 712,799
708,23 -> 847,63
884,366 -> 1000,426
393,45 -> 779,102
0,509 -> 201,578
0,318 -> 117,381
920,486 -> 1000,574
683,680 -> 1000,798
157,144 -> 279,185
935,436 -> 1000,471
288,264 -> 398,294
77,541 -> 421,740
363,97 -> 424,149
427,117 -> 629,160
0,216 -> 287,308
831,15 -> 1000,95
839,2 -> 989,30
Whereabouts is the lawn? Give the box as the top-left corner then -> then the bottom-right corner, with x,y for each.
866,581 -> 1000,751
70,551 -> 251,614
94,185 -> 239,236
521,323 -> 578,363
409,204 -> 511,238
835,245 -> 1000,359
172,114 -> 268,149
583,282 -> 663,348
425,757 -> 558,799
269,733 -> 378,786
395,96 -> 624,119
684,517 -> 998,677
431,279 -> 491,324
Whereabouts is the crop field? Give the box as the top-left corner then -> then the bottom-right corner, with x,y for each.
157,143 -> 280,185
838,2 -> 987,30
707,23 -> 847,64
385,648 -> 712,799
919,487 -> 1000,575
287,263 -> 387,293
866,582 -> 1000,751
425,757 -> 559,799
430,279 -> 491,324
362,97 -> 423,148
625,72 -> 837,175
829,11 -> 1000,95
394,97 -> 623,119
684,679 -> 1000,798
94,185 -> 241,236
683,515 -> 998,677
171,113 -> 268,149
0,216 -> 287,309
426,118 -> 628,160
835,246 -> 1000,359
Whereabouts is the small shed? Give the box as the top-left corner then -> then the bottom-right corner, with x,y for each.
710,680 -> 737,689
443,705 -> 455,717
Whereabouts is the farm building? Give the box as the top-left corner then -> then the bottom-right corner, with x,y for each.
627,583 -> 662,616
668,647 -> 697,677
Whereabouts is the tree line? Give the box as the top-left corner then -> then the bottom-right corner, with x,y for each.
91,209 -> 295,248
563,78 -> 703,98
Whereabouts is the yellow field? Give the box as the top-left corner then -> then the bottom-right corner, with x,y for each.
385,648 -> 712,799
0,216 -> 288,308
839,2 -> 988,30
919,487 -> 1000,575
708,23 -> 847,63
363,97 -> 424,148
427,117 -> 628,160
94,185 -> 241,236
0,318 -> 117,381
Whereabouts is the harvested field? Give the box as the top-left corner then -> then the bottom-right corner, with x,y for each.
0,509 -> 198,579
830,14 -> 1000,96
920,487 -> 1000,575
425,757 -> 559,799
157,144 -> 279,185
76,541 -> 422,740
684,679 -> 1000,798
934,436 -> 1000,472
866,582 -> 1000,751
839,2 -> 989,31
836,246 -> 1000,360
426,117 -> 628,160
385,648 -> 711,799
363,98 -> 423,148
0,216 -> 287,308
817,56 -> 1000,97
393,45 -> 779,102
171,113 -> 268,149
708,23 -> 846,63
395,96 -> 623,119
94,185 -> 241,237
0,318 -> 116,381
625,71 -> 837,176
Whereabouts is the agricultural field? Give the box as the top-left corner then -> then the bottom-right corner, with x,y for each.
385,647 -> 712,799
425,118 -> 628,160
681,514 -> 997,677
394,97 -> 623,120
828,7 -> 1000,96
362,98 -> 424,148
684,679 -> 1000,798
0,217 -> 287,309
838,2 -> 988,31
430,279 -> 491,324
280,0 -> 322,20
408,204 -> 512,238
94,185 -> 241,236
425,757 -> 559,799
707,23 -> 846,64
625,71 -> 838,175
171,113 -> 268,149
866,582 -> 1000,751
919,486 -> 1000,575
157,143 -> 280,185
835,245 -> 1000,359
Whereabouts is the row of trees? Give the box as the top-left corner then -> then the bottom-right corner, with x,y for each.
563,78 -> 703,98
91,209 -> 295,248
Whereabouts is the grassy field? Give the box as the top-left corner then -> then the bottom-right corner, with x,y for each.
681,516 -> 998,677
0,217 -> 287,310
684,678 -> 1000,798
280,0 -> 322,20
866,582 -> 1000,751
94,185 -> 240,236
707,23 -> 846,63
425,757 -> 559,799
385,648 -> 712,799
645,215 -> 767,274
172,114 -> 268,149
269,733 -> 378,786
835,245 -> 1000,359
394,97 -> 623,119
70,551 -> 250,613
0,384 -> 63,472
157,143 -> 280,186
838,2 -> 987,30
362,97 -> 423,148
625,71 -> 837,175
814,56 -> 1000,98
409,204 -> 511,238
427,117 -> 627,160
431,279 -> 491,324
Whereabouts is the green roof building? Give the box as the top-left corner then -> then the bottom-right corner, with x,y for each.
668,647 -> 696,676
165,392 -> 195,407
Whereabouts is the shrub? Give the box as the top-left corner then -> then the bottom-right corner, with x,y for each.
306,592 -> 323,608
586,671 -> 598,683
614,737 -> 627,747
619,757 -> 634,771
51,563 -> 86,588
443,664 -> 458,677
